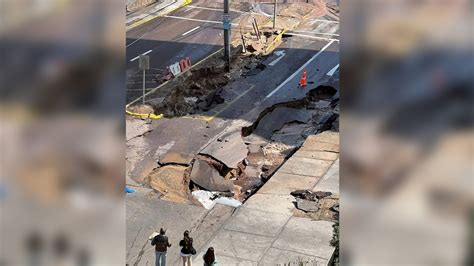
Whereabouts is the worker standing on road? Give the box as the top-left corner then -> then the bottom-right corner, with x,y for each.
179,230 -> 196,266
203,247 -> 217,266
151,228 -> 172,266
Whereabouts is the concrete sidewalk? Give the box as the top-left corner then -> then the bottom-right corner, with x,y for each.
193,131 -> 340,265
126,0 -> 191,30
126,187 -> 238,266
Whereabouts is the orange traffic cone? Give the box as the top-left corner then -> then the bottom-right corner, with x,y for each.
299,68 -> 307,87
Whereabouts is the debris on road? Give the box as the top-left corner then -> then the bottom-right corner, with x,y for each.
190,159 -> 235,192
125,1 -> 341,210
192,190 -> 242,210
295,198 -> 319,212
201,132 -> 248,169
292,190 -> 339,221
158,152 -> 194,166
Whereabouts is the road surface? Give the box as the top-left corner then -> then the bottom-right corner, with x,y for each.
126,3 -> 242,100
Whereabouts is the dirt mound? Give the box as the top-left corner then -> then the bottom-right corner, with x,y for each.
147,165 -> 191,203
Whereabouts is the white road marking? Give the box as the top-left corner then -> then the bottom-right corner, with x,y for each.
163,15 -> 238,26
127,38 -> 142,48
264,40 -> 335,100
269,50 -> 286,66
182,26 -> 200,36
327,64 -> 339,76
130,49 -> 153,62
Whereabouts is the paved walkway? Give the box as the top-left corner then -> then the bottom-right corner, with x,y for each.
193,131 -> 340,265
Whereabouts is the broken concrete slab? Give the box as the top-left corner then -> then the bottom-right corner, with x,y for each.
318,113 -> 336,125
242,134 -> 270,147
200,131 -> 248,169
158,152 -> 194,166
291,190 -> 332,200
247,143 -> 263,154
244,165 -> 260,178
270,123 -> 308,147
224,207 -> 291,238
190,159 -> 234,192
148,165 -> 190,203
253,107 -> 313,139
272,217 -> 335,261
295,198 -> 319,213
234,176 -> 262,192
307,100 -> 331,109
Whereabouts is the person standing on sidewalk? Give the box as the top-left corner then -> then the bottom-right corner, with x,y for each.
179,230 -> 196,266
203,247 -> 217,266
151,228 -> 172,266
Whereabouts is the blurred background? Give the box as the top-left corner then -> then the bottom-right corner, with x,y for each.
0,0 -> 125,265
341,0 -> 473,265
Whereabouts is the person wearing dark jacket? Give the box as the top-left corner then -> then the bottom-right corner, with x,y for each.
151,228 -> 172,266
203,247 -> 217,266
179,230 -> 196,266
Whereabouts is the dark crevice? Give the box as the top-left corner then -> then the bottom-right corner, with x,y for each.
127,129 -> 153,141
156,162 -> 190,167
242,85 -> 337,137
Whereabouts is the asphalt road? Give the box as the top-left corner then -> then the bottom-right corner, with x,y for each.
127,34 -> 340,180
126,4 -> 241,100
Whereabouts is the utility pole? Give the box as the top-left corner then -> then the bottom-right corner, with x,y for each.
223,0 -> 231,71
273,0 -> 277,29
139,55 -> 150,105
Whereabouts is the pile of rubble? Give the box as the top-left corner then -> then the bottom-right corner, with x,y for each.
146,45 -> 268,117
142,82 -> 340,208
291,190 -> 339,221
131,26 -> 288,117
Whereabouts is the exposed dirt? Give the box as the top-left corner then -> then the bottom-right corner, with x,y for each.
139,83 -> 340,207
148,45 -> 271,117
147,165 -> 191,204
127,104 -> 154,115
291,190 -> 339,222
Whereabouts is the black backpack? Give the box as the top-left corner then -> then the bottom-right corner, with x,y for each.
152,235 -> 167,251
